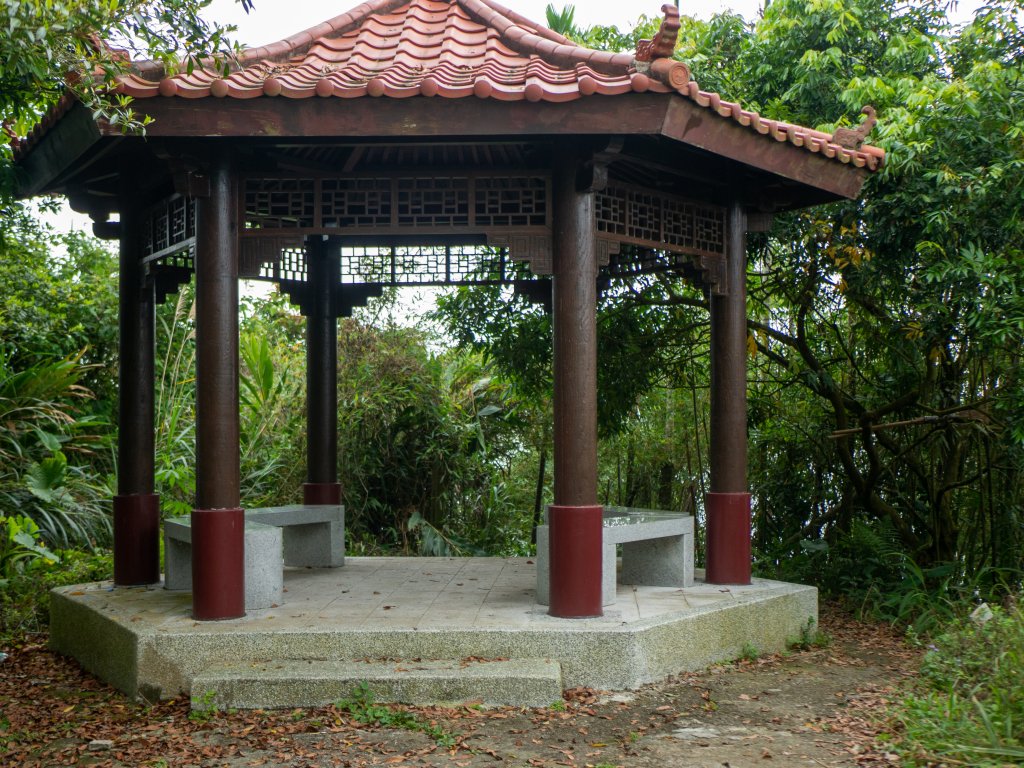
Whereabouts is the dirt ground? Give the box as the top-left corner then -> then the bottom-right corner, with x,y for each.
0,607 -> 920,768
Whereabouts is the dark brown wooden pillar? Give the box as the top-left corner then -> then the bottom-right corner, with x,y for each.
549,141 -> 602,618
113,169 -> 160,586
192,153 -> 244,620
304,236 -> 342,505
706,202 -> 752,584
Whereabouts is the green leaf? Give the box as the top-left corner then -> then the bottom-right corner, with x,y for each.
25,451 -> 68,502
33,428 -> 62,452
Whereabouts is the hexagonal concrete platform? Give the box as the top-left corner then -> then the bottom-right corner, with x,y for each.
50,557 -> 816,708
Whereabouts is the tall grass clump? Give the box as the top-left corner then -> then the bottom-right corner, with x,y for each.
895,600 -> 1024,766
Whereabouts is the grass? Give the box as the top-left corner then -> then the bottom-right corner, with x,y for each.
894,601 -> 1024,766
788,616 -> 832,651
333,682 -> 457,748
732,641 -> 760,662
188,690 -> 219,723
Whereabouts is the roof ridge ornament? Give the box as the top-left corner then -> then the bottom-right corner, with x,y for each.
634,5 -> 690,90
635,4 -> 681,63
832,106 -> 878,149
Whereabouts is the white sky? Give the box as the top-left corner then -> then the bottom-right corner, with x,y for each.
206,0 -> 766,45
206,0 -> 982,45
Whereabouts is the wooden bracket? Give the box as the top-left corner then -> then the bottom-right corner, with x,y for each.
576,137 -> 624,193
173,168 -> 211,198
92,220 -> 121,240
746,212 -> 774,233
149,263 -> 194,305
154,149 -> 212,198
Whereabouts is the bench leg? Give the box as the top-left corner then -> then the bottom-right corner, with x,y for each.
246,526 -> 284,610
281,521 -> 344,568
620,534 -> 694,588
535,525 -> 550,605
164,534 -> 192,591
163,527 -> 284,611
602,544 -> 617,606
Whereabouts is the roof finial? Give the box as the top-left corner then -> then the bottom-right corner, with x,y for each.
634,5 -> 689,89
832,106 -> 877,149
635,5 -> 681,62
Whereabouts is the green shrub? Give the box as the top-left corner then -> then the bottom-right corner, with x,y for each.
895,601 -> 1024,766
0,548 -> 112,647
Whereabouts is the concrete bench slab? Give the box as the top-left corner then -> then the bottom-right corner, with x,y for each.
245,504 -> 345,568
535,506 -> 694,606
164,517 -> 283,611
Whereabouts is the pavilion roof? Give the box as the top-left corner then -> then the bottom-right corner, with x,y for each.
110,0 -> 881,171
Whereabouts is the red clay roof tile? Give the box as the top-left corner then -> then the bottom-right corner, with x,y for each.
12,0 -> 884,171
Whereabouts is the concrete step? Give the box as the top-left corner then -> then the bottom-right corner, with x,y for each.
192,657 -> 564,710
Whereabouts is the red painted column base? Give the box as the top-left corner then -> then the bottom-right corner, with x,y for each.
113,494 -> 160,586
548,504 -> 603,618
303,482 -> 342,505
705,492 -> 752,585
191,508 -> 245,620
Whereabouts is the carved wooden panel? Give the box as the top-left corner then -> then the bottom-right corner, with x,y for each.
489,234 -> 552,275
475,177 -> 548,228
321,178 -> 391,228
595,185 -> 726,259
243,179 -> 315,229
240,236 -> 302,279
141,194 -> 196,259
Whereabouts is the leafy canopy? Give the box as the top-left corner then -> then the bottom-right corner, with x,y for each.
1,0 -> 253,196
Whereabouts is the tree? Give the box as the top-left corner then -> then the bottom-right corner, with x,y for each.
734,0 -> 1024,573
0,224 -> 119,401
544,4 -> 577,37
1,0 -> 253,199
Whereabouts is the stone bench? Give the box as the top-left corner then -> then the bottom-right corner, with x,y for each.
535,507 -> 694,607
245,505 -> 345,568
164,516 -> 284,611
164,504 -> 345,611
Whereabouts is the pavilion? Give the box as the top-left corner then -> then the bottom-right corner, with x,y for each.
14,0 -> 882,631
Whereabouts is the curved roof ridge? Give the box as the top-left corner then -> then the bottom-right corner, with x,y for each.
457,0 -> 634,74
233,0 -> 409,67
126,0 -> 410,79
464,0 -> 572,45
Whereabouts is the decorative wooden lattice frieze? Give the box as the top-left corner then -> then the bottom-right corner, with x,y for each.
242,175 -> 551,234
474,177 -> 548,228
321,178 -> 391,228
251,243 -> 525,288
141,194 -> 197,260
596,184 -> 727,294
139,194 -> 197,304
147,177 -> 731,294
243,179 -> 315,229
